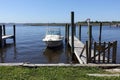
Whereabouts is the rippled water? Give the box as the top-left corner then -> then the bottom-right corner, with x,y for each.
0,25 -> 120,63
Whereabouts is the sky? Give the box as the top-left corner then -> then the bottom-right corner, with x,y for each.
0,0 -> 120,23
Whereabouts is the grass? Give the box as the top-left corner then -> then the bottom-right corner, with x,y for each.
0,66 -> 120,80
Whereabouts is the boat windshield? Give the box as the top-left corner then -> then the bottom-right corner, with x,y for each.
47,29 -> 61,35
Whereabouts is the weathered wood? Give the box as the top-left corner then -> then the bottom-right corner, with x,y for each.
88,74 -> 120,77
0,25 -> 16,47
112,41 -> 117,63
93,42 -> 96,63
0,63 -> 120,67
2,35 -> 14,39
13,25 -> 16,45
0,25 -> 2,47
74,24 -> 76,36
99,23 -> 102,42
3,25 -> 6,45
79,24 -> 81,40
71,12 -> 75,60
103,42 -> 106,63
65,24 -> 67,42
88,25 -> 92,62
98,42 -> 101,63
67,24 -> 69,44
86,41 -> 89,63
3,25 -> 6,35
69,36 -> 86,64
107,42 -> 110,63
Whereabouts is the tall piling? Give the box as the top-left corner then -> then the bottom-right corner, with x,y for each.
13,25 -> 16,45
0,25 -> 2,47
79,24 -> 81,40
88,25 -> 92,62
3,25 -> 6,45
67,24 -> 70,44
71,12 -> 75,61
99,23 -> 102,42
65,24 -> 67,42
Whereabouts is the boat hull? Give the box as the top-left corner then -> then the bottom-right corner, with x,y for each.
44,40 -> 63,48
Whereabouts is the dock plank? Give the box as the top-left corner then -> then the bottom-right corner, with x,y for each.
2,35 -> 14,39
69,36 -> 87,64
69,36 -> 108,64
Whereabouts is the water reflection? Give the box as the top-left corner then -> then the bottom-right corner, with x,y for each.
0,44 -> 17,63
43,47 -> 63,63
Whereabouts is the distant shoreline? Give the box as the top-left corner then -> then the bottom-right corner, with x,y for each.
1,21 -> 120,26
24,21 -> 120,26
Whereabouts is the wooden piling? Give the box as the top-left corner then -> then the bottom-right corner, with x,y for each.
88,25 -> 92,62
103,42 -> 106,63
3,25 -> 6,45
67,24 -> 69,44
93,42 -> 96,63
86,41 -> 89,63
99,23 -> 102,42
79,24 -> 81,40
13,25 -> 16,45
0,25 -> 2,47
74,24 -> 76,36
3,25 -> 6,36
98,42 -> 101,63
65,24 -> 67,42
107,42 -> 110,63
71,12 -> 75,61
112,41 -> 117,63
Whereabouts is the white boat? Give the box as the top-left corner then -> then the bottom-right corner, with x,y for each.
43,28 -> 63,48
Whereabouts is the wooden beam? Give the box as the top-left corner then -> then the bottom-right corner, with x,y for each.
99,23 -> 102,42
71,12 -> 75,61
3,25 -> 6,45
0,25 -> 2,47
79,24 -> 81,40
13,25 -> 16,45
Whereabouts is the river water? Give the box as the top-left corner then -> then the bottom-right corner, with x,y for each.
0,25 -> 120,63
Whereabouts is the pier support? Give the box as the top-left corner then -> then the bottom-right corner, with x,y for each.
0,25 -> 2,47
79,24 -> 81,40
0,24 -> 16,48
3,25 -> 6,45
13,25 -> 16,45
99,23 -> 102,42
71,12 -> 75,61
65,24 -> 67,42
88,25 -> 92,63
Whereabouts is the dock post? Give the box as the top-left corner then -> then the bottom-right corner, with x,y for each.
86,41 -> 89,63
0,25 -> 2,47
71,12 -> 75,61
3,25 -> 6,36
3,25 -> 6,45
67,24 -> 70,44
88,25 -> 92,62
65,24 -> 67,42
74,24 -> 76,36
99,23 -> 102,42
112,41 -> 117,63
13,25 -> 16,45
79,24 -> 81,40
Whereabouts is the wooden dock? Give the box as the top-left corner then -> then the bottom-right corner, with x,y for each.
2,35 -> 14,40
68,36 -> 117,64
0,25 -> 16,47
66,12 -> 117,64
69,36 -> 86,64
